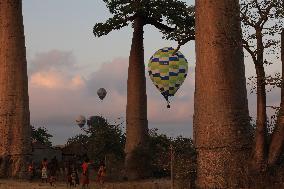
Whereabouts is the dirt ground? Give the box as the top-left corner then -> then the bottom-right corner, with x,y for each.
0,179 -> 171,189
0,179 -> 101,189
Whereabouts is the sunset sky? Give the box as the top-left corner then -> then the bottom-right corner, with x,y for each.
22,0 -> 281,145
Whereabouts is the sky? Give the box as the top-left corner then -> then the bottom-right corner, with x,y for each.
22,0 -> 281,145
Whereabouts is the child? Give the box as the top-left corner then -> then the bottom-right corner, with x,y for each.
70,168 -> 77,187
97,163 -> 106,184
41,166 -> 48,183
49,158 -> 57,187
66,165 -> 72,187
75,168 -> 79,186
81,158 -> 90,189
28,161 -> 34,182
49,175 -> 56,187
41,158 -> 48,183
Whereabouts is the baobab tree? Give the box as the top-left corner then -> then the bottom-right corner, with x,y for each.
194,0 -> 252,188
0,0 -> 31,177
194,0 -> 284,187
240,0 -> 283,171
93,0 -> 194,179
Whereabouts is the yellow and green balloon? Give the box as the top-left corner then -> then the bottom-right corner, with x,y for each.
148,47 -> 188,108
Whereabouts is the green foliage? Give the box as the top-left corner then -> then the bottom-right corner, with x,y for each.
87,116 -> 126,163
66,134 -> 89,154
66,121 -> 196,181
128,144 -> 153,179
146,129 -> 196,180
94,0 -> 195,46
31,126 -> 53,147
66,116 -> 125,165
148,128 -> 171,177
173,136 -> 196,187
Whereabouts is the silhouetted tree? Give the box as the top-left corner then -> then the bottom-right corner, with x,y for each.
66,116 -> 125,165
241,0 -> 283,171
31,126 -> 53,147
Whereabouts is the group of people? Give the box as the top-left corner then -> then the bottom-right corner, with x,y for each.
75,158 -> 106,188
28,156 -> 59,186
27,156 -> 106,188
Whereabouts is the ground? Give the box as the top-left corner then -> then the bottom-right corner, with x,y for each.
0,179 -> 171,189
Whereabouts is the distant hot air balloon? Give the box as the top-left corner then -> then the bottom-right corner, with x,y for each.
148,47 -> 188,108
76,115 -> 86,128
97,88 -> 107,100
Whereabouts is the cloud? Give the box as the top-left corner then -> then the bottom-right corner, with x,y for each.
28,50 -> 85,90
28,50 -> 77,74
85,58 -> 128,96
30,71 -> 85,90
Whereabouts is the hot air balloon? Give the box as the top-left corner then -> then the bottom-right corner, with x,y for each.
76,115 -> 86,128
148,47 -> 188,108
97,88 -> 107,100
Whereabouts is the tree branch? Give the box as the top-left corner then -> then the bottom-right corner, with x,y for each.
144,17 -> 175,32
240,3 -> 256,27
242,39 -> 257,63
173,36 -> 195,54
260,3 -> 274,28
254,0 -> 264,18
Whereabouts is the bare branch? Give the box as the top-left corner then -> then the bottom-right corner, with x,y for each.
260,3 -> 274,28
242,39 -> 257,63
254,0 -> 264,18
241,11 -> 256,27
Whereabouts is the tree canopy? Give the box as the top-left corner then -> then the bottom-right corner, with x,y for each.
241,0 -> 283,64
93,0 -> 195,48
66,116 -> 126,164
31,126 -> 53,147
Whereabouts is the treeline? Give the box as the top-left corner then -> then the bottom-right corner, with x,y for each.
64,116 -> 196,185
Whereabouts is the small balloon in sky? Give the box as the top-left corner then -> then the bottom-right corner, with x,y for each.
76,115 -> 86,128
97,88 -> 107,100
148,47 -> 188,108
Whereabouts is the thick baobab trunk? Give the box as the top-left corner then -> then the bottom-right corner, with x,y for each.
194,0 -> 252,188
0,0 -> 31,178
268,30 -> 284,167
125,16 -> 148,180
252,29 -> 267,171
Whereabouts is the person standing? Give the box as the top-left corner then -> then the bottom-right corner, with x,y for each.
49,156 -> 58,187
97,162 -> 106,184
81,158 -> 90,189
66,162 -> 72,187
27,161 -> 34,182
41,158 -> 48,183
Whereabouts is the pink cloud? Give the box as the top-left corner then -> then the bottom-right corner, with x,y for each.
30,71 -> 85,90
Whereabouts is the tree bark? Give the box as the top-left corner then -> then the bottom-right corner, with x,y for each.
268,29 -> 284,167
252,28 -> 267,170
194,0 -> 252,188
0,0 -> 31,178
125,16 -> 148,180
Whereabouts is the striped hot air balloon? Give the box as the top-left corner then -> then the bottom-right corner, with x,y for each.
148,47 -> 188,108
